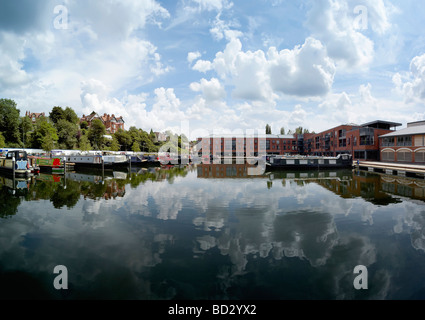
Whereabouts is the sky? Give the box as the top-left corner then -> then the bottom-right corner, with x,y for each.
1,0 -> 425,139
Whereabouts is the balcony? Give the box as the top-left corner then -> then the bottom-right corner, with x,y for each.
360,127 -> 374,136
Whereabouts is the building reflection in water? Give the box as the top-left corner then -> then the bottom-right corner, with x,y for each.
197,163 -> 425,204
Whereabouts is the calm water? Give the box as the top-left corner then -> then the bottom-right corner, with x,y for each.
1,163 -> 425,300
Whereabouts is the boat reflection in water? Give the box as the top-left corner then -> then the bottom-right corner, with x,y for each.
2,164 -> 425,300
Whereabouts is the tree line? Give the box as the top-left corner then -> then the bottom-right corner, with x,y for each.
265,124 -> 315,135
0,98 -> 186,153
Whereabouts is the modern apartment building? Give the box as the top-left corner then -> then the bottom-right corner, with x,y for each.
379,120 -> 425,164
196,120 -> 401,161
302,120 -> 401,160
196,134 -> 299,158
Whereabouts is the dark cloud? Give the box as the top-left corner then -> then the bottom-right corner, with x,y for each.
0,0 -> 52,33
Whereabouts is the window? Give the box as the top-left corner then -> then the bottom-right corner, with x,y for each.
414,135 -> 425,147
381,151 -> 395,162
397,151 -> 412,162
360,136 -> 374,146
415,151 -> 425,163
382,137 -> 394,147
397,136 -> 412,146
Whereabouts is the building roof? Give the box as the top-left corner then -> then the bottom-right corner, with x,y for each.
379,124 -> 425,138
361,120 -> 402,129
81,111 -> 125,124
25,111 -> 45,118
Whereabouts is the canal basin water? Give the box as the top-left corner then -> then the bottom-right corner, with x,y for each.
1,164 -> 425,300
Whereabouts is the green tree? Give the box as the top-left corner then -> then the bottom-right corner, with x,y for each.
56,119 -> 78,149
0,132 -> 5,148
0,99 -> 21,146
20,116 -> 33,148
87,119 -> 106,150
49,106 -> 65,124
280,127 -> 285,135
114,128 -> 132,151
63,107 -> 80,124
140,130 -> 157,152
128,126 -> 142,147
41,134 -> 55,152
80,121 -> 89,130
265,124 -> 271,134
131,141 -> 141,152
29,117 -> 58,149
295,126 -> 303,134
78,134 -> 92,151
109,136 -> 120,152
149,129 -> 156,141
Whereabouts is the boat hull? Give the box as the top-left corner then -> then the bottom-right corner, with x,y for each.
66,155 -> 128,169
266,155 -> 353,171
30,157 -> 64,174
0,158 -> 32,177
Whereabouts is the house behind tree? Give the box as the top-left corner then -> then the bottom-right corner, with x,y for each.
80,111 -> 125,134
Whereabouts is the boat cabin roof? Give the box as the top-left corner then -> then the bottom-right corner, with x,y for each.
6,150 -> 28,160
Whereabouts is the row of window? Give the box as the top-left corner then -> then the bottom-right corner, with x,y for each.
381,150 -> 425,162
381,136 -> 415,147
203,145 -> 298,151
203,139 -> 296,146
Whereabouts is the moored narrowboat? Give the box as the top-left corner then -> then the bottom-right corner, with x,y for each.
0,150 -> 32,176
266,154 -> 353,170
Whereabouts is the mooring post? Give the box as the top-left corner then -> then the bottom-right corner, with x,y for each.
102,155 -> 105,182
12,155 -> 16,184
129,155 -> 132,180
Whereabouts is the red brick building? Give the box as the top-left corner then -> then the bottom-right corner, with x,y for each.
80,111 -> 125,134
379,120 -> 425,164
196,120 -> 401,161
25,111 -> 46,123
302,120 -> 401,160
196,134 -> 299,158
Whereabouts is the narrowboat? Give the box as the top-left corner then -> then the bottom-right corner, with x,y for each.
0,150 -> 32,176
29,156 -> 64,174
65,154 -> 128,169
266,154 -> 353,170
129,154 -> 160,167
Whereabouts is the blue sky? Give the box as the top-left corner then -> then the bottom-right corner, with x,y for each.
0,0 -> 424,139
